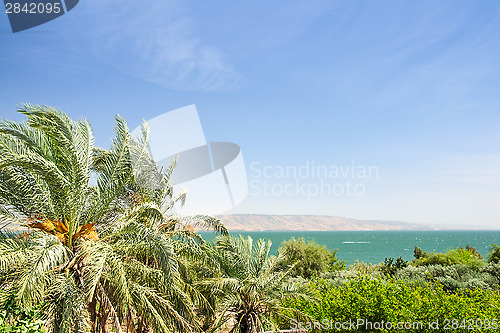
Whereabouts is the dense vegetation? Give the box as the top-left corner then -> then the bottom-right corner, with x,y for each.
0,293 -> 45,333
281,277 -> 500,332
0,105 -> 499,333
276,243 -> 500,332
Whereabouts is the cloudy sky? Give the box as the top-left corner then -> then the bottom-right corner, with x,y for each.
1,0 -> 499,228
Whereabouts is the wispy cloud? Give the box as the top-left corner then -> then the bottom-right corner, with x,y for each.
356,5 -> 500,111
79,0 -> 240,91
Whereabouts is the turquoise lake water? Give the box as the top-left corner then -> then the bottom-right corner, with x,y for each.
199,230 -> 500,265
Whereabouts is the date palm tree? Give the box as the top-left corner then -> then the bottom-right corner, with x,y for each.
0,104 -> 226,333
199,235 -> 312,333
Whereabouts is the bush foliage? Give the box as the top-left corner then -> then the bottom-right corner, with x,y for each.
0,293 -> 45,333
281,276 -> 500,332
278,237 -> 346,279
411,246 -> 484,268
380,256 -> 408,276
488,244 -> 500,264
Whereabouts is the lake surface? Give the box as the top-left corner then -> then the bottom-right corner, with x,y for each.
199,230 -> 500,265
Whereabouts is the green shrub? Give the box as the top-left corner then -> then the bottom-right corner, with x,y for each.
465,245 -> 482,259
349,260 -> 380,276
278,237 -> 346,279
487,244 -> 500,264
380,256 -> 408,276
411,246 -> 484,269
319,261 -> 385,286
480,262 -> 500,280
0,293 -> 45,333
394,263 -> 500,291
280,276 -> 500,332
413,246 -> 427,259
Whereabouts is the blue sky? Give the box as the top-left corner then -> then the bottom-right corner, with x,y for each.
1,0 -> 500,228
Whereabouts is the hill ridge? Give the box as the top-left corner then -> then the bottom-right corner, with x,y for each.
216,214 -> 451,231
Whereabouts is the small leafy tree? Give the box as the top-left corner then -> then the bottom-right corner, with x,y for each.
466,245 -> 483,259
381,256 -> 408,276
488,244 -> 500,264
413,246 -> 427,259
278,237 -> 345,279
412,246 -> 484,269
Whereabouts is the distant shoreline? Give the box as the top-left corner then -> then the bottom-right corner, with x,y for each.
215,214 -> 497,232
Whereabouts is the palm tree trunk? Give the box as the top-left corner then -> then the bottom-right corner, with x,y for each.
96,285 -> 123,333
137,318 -> 148,333
98,311 -> 109,333
89,296 -> 98,332
239,314 -> 254,333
